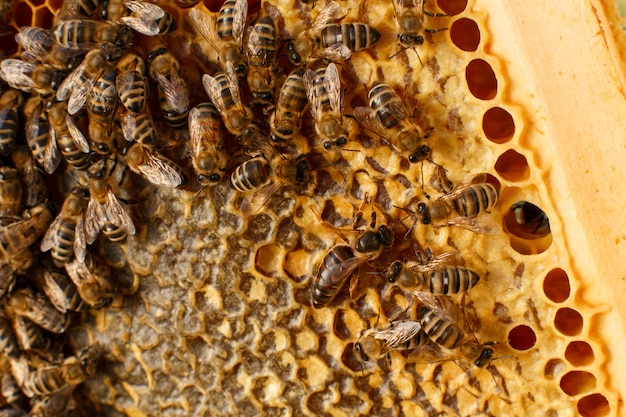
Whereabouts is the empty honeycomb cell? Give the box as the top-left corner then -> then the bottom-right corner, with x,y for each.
559,371 -> 597,396
554,308 -> 584,336
437,0 -> 468,15
543,268 -> 571,303
450,18 -> 481,51
482,107 -> 515,143
507,325 -> 537,350
13,2 -> 33,27
34,6 -> 54,27
577,393 -> 611,417
465,59 -> 498,100
494,149 -> 530,182
565,341 -> 595,367
544,358 -> 566,379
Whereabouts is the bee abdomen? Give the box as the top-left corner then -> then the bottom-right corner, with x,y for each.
231,158 -> 270,192
369,82 -> 402,129
312,245 -> 357,308
102,223 -> 127,242
321,23 -> 381,51
454,183 -> 498,217
216,0 -> 238,39
419,306 -> 462,349
51,221 -> 76,265
428,267 -> 480,295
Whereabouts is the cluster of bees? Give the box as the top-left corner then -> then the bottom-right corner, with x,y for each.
0,0 -> 547,413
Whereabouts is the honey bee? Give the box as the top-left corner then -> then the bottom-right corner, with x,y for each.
413,291 -> 496,367
354,82 -> 431,163
303,62 -> 348,151
0,59 -> 67,96
40,188 -> 90,266
47,101 -> 91,170
312,208 -> 394,308
11,145 -> 47,208
120,0 -> 176,36
269,68 -> 307,142
202,61 -> 258,144
0,361 -> 23,405
116,52 -> 148,114
16,27 -> 84,70
413,182 -> 499,234
84,159 -> 135,244
293,1 -> 381,63
393,0 -> 447,51
387,249 -> 480,295
18,344 -> 101,397
355,320 -> 429,362
0,167 -> 22,226
65,253 -> 116,309
11,314 -> 53,355
510,201 -> 551,238
231,146 -> 310,213
125,142 -> 186,188
0,309 -> 19,359
0,203 -> 53,267
7,287 -> 70,334
88,68 -> 119,129
188,0 -> 248,77
147,44 -> 190,129
188,102 -> 227,185
23,96 -> 61,175
0,88 -> 23,156
246,15 -> 278,113
30,264 -> 87,313
121,111 -> 156,146
51,20 -> 133,51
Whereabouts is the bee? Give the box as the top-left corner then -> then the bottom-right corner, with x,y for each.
65,253 -> 116,309
269,68 -> 307,142
0,88 -> 23,156
231,145 -> 310,213
355,320 -> 429,362
12,145 -> 47,208
23,96 -> 61,175
304,62 -> 348,151
354,82 -> 431,163
7,287 -> 70,334
120,0 -> 176,36
121,110 -> 156,146
414,291 -> 496,367
51,20 -> 133,51
510,201 -> 551,238
0,203 -> 54,262
147,44 -> 190,129
55,0 -> 102,19
0,309 -> 19,359
47,101 -> 91,170
393,0 -> 447,50
11,314 -> 53,355
0,59 -> 67,96
125,142 -> 186,188
387,249 -> 480,295
293,1 -> 381,63
312,208 -> 394,308
16,27 -> 84,70
0,362 -> 23,405
413,182 -> 499,233
40,188 -> 90,266
88,68 -> 119,129
18,344 -> 101,397
202,61 -> 258,144
188,102 -> 227,185
246,15 -> 278,113
188,0 -> 248,77
116,51 -> 148,114
30,264 -> 87,313
0,167 -> 23,226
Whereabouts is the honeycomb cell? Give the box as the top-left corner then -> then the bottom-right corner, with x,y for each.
494,149 -> 530,182
255,243 -> 283,276
507,325 -> 536,350
14,2 -> 33,27
482,107 -> 515,143
544,359 -> 566,379
560,371 -> 597,396
34,6 -> 54,28
565,341 -> 595,367
465,59 -> 497,100
577,394 -> 611,417
543,268 -> 571,303
437,0 -> 468,15
450,18 -> 480,51
503,201 -> 552,240
554,308 -> 584,336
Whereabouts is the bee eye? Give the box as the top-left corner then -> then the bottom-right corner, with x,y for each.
235,64 -> 247,74
323,142 -> 333,150
96,143 -> 110,153
336,137 -> 347,147
209,174 -> 221,182
261,92 -> 273,101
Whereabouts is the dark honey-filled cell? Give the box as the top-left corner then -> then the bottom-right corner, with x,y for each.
559,371 -> 597,396
494,149 -> 530,182
437,0 -> 467,15
34,6 -> 55,28
577,393 -> 611,417
450,18 -> 480,51
565,341 -> 595,367
508,325 -> 536,350
13,2 -> 33,27
482,107 -> 515,143
554,308 -> 584,336
503,200 -> 551,240
465,59 -> 498,100
543,268 -> 571,303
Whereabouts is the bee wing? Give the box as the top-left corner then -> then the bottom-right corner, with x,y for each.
67,80 -> 92,115
122,112 -> 137,142
84,197 -> 103,245
154,71 -> 189,114
120,16 -> 160,36
104,190 -> 136,236
123,0 -> 164,19
43,128 -> 62,174
42,269 -> 69,313
189,106 -> 217,157
224,61 -> 243,109
56,59 -> 87,102
74,215 -> 87,263
244,182 -> 283,215
0,59 -> 37,90
324,63 -> 342,118
303,69 -> 323,122
64,112 -> 90,153
230,0 -> 248,46
129,147 -> 185,187
446,213 -> 501,235
39,211 -> 64,252
202,73 -> 228,116
353,106 -> 392,140
318,43 -> 352,61
375,321 -> 424,355
310,1 -> 340,34
413,290 -> 466,327
188,8 -> 220,54
409,252 -> 457,273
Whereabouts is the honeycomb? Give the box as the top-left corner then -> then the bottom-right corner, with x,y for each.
0,0 -> 625,416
